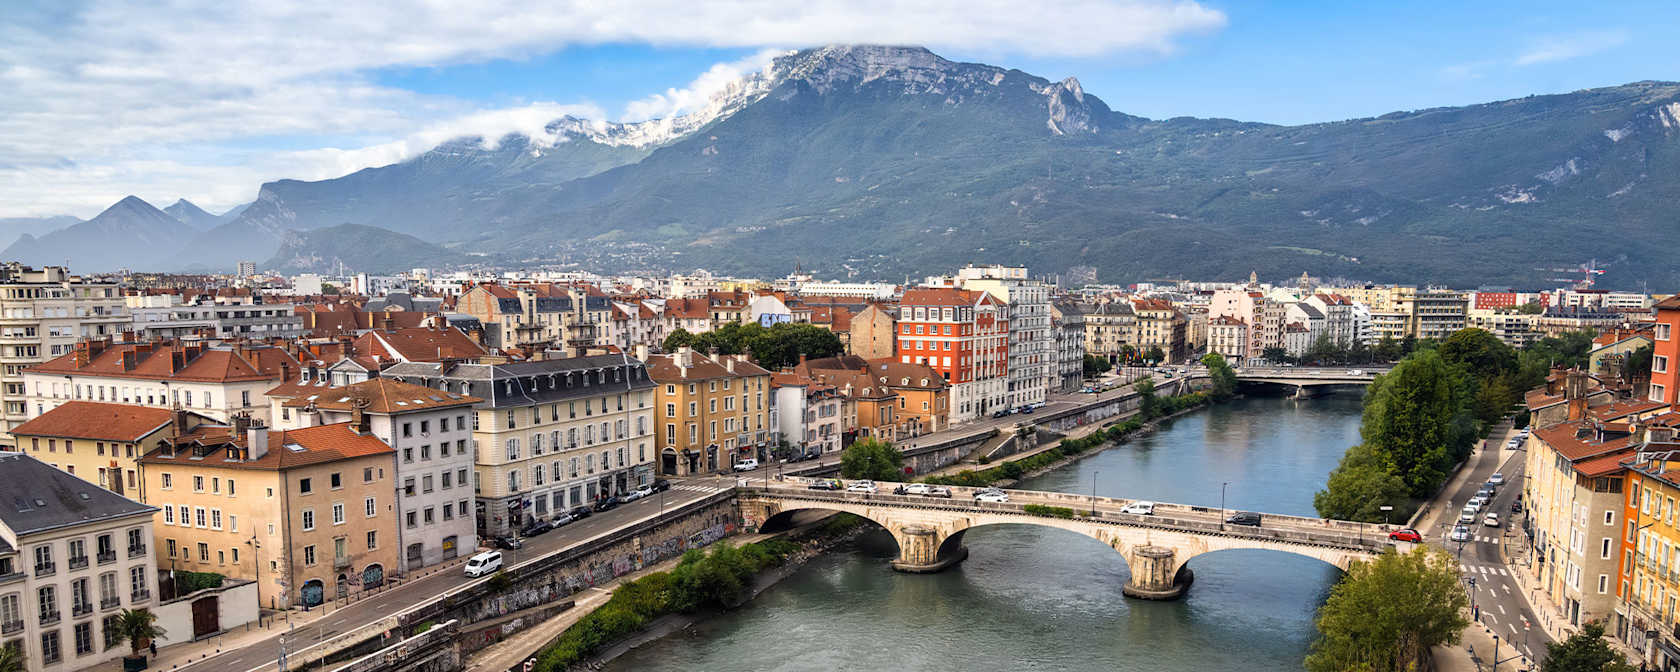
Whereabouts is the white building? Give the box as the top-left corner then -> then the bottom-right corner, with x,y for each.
769,375 -> 844,458
0,263 -> 130,449
126,294 -> 304,341
795,280 -> 898,300
22,340 -> 298,426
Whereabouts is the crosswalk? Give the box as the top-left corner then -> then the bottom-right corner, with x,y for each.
1462,564 -> 1510,577
671,484 -> 728,494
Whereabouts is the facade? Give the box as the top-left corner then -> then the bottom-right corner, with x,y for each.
847,304 -> 897,360
1132,299 -> 1188,362
1082,300 -> 1137,364
1466,310 -> 1542,349
645,349 -> 771,477
1206,316 -> 1248,361
800,356 -> 948,436
0,264 -> 130,450
455,283 -> 612,350
9,402 -> 201,499
382,355 -> 657,538
1303,293 -> 1356,347
1048,302 -> 1086,393
1619,437 -> 1680,670
1653,297 -> 1680,407
22,339 -> 297,425
276,379 -> 480,572
0,453 -> 159,672
126,294 -> 303,341
896,288 -> 1008,423
769,374 -> 844,458
955,267 -> 1052,410
1208,289 -> 1265,362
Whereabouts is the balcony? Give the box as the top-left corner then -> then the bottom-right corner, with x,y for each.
0,619 -> 20,634
68,555 -> 88,570
97,550 -> 116,565
39,610 -> 60,625
100,596 -> 120,611
72,602 -> 91,617
129,589 -> 149,603
34,562 -> 54,577
128,545 -> 146,559
334,555 -> 352,570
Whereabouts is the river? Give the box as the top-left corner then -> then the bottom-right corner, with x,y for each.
607,393 -> 1366,671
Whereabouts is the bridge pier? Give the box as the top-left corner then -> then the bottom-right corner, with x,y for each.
1121,545 -> 1194,600
891,525 -> 968,573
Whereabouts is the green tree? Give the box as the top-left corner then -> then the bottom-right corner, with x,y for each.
1360,350 -> 1475,498
1082,354 -> 1112,377
1541,621 -> 1637,672
1305,334 -> 1342,365
1305,549 -> 1468,672
1515,300 -> 1545,315
0,642 -> 23,672
1439,328 -> 1517,381
1619,344 -> 1654,384
839,438 -> 904,481
1262,346 -> 1290,364
1313,444 -> 1411,522
1374,336 -> 1402,363
1200,352 -> 1238,400
1134,377 -> 1160,418
114,608 -> 166,660
1145,345 -> 1166,364
661,328 -> 695,352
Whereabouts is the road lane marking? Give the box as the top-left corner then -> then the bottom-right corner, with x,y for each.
1499,604 -> 1507,615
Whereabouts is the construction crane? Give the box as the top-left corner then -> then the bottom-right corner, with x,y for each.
1533,259 -> 1607,290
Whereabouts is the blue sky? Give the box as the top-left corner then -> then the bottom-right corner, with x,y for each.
3,0 -> 1675,218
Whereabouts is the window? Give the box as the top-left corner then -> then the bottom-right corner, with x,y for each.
330,473 -> 342,489
365,497 -> 377,517
303,545 -> 316,565
506,439 -> 520,461
367,531 -> 378,550
301,509 -> 315,531
406,511 -> 417,528
193,475 -> 205,492
41,631 -> 60,664
299,478 -> 312,494
423,507 -> 435,524
194,507 -> 206,528
164,506 -> 175,525
1603,537 -> 1613,559
1658,355 -> 1671,374
197,543 -> 208,562
332,503 -> 345,525
1599,574 -> 1610,594
161,473 -> 173,489
38,585 -> 57,622
363,467 -> 374,482
210,509 -> 222,530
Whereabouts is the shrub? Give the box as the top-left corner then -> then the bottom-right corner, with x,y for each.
1023,504 -> 1075,519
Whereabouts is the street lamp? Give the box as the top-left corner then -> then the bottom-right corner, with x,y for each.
1380,505 -> 1393,528
1090,471 -> 1099,517
1220,481 -> 1229,531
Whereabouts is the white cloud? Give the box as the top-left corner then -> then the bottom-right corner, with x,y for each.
622,49 -> 787,122
0,0 -> 1228,218
1514,30 -> 1628,66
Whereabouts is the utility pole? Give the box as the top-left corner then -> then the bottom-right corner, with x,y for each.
1219,481 -> 1229,531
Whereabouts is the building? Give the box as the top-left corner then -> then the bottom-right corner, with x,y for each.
645,348 -> 771,477
0,263 -> 130,449
1652,297 -> 1680,407
1208,289 -> 1265,362
1618,438 -> 1680,669
1206,316 -> 1248,361
1466,310 -> 1542,349
847,304 -> 897,360
769,374 -> 844,458
1082,300 -> 1137,364
954,266 -> 1053,410
1589,330 -> 1655,383
126,294 -> 303,341
1048,302 -> 1086,393
383,354 -> 657,537
800,356 -> 948,436
22,338 -> 299,426
455,283 -> 612,350
138,418 -> 400,609
276,378 -> 480,572
0,452 -> 159,672
9,402 -> 210,498
895,288 -> 1008,423
1132,298 -> 1188,362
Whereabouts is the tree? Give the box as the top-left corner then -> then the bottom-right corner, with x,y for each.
1374,336 -> 1402,363
1262,346 -> 1290,364
1082,354 -> 1112,377
1313,444 -> 1411,522
1305,549 -> 1468,672
1119,344 -> 1138,365
1439,328 -> 1517,381
1134,377 -> 1160,418
1145,345 -> 1166,364
1200,352 -> 1237,400
1542,621 -> 1637,672
1515,300 -> 1546,315
0,642 -> 22,672
1306,333 -> 1342,365
839,438 -> 904,481
1359,350 -> 1476,498
1619,344 -> 1654,384
661,328 -> 696,352
115,608 -> 166,660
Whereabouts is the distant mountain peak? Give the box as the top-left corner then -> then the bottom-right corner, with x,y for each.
163,198 -> 221,230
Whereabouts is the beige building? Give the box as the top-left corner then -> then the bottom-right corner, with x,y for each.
10,402 -> 211,499
22,338 -> 298,426
646,348 -> 772,476
0,452 -> 159,672
1082,301 -> 1136,363
847,304 -> 897,361
139,418 -> 399,609
0,263 -> 130,449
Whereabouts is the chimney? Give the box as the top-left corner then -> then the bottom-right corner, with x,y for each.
634,344 -> 649,363
350,398 -> 371,435
233,413 -> 250,436
246,420 -> 269,461
172,406 -> 191,436
725,356 -> 736,374
1566,369 -> 1590,423
677,346 -> 694,370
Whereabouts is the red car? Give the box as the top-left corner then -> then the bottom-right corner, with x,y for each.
1388,528 -> 1423,543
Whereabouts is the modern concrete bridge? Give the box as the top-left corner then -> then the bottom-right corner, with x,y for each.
740,482 -> 1396,599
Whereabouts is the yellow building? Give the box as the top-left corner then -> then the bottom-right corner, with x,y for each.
646,348 -> 772,476
139,416 -> 399,609
10,402 -> 211,498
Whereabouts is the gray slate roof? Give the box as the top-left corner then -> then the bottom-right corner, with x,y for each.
0,453 -> 156,537
384,354 -> 654,409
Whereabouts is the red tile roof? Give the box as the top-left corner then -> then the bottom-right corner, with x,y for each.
141,422 -> 393,470
29,340 -> 288,383
1532,422 -> 1634,461
11,402 -> 177,442
355,327 -> 486,363
283,378 -> 479,412
900,287 -> 985,307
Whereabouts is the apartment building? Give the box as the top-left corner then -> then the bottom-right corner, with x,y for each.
1048,302 -> 1086,393
1206,315 -> 1248,360
896,288 -> 1008,423
22,338 -> 298,425
800,356 -> 948,436
1652,297 -> 1680,407
645,348 -> 772,477
0,452 -> 159,672
1132,298 -> 1188,362
276,378 -> 480,572
383,355 -> 657,537
126,294 -> 303,341
138,418 -> 399,609
0,264 -> 130,449
769,374 -> 845,458
9,403 -> 211,499
1082,300 -> 1137,364
954,266 -> 1052,409
455,283 -> 613,350
1619,441 -> 1680,668
847,304 -> 897,360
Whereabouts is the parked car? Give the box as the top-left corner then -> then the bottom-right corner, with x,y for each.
1483,512 -> 1501,527
1511,500 -> 1522,513
846,480 -> 878,494
1120,501 -> 1155,515
621,488 -> 646,503
1226,511 -> 1262,527
568,505 -> 593,520
1459,508 -> 1477,524
991,409 -> 1013,419
592,496 -> 620,512
1019,406 -> 1035,414
807,478 -> 843,491
652,479 -> 672,492
1449,525 -> 1472,542
632,485 -> 655,500
1468,496 -> 1486,510
464,550 -> 503,577
551,512 -> 576,527
926,486 -> 953,498
975,491 -> 1010,503
1488,473 -> 1505,486
491,536 -> 522,551
1388,528 -> 1423,543
903,483 -> 931,495
520,519 -> 554,537
1349,369 -> 1364,376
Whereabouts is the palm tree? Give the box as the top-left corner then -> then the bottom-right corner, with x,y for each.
114,608 -> 166,659
0,642 -> 24,672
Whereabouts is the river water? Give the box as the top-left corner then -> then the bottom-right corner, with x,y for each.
607,393 -> 1365,672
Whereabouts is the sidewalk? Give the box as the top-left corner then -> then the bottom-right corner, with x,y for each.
1436,618 -> 1539,672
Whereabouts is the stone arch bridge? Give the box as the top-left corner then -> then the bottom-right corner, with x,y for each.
740,484 -> 1396,599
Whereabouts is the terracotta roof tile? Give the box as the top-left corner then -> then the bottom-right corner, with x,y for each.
11,401 -> 177,442
283,378 -> 479,412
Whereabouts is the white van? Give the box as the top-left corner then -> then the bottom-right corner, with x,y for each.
464,550 -> 502,577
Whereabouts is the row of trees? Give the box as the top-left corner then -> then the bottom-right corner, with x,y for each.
661,322 -> 844,371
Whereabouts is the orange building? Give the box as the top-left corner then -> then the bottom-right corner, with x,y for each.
1650,297 -> 1680,406
895,288 -> 1008,423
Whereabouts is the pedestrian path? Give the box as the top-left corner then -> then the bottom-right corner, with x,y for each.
1462,564 -> 1511,577
669,483 -> 728,494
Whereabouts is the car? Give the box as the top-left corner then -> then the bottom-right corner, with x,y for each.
1349,369 -> 1364,376
1388,528 -> 1423,543
975,491 -> 1009,503
621,489 -> 646,503
846,480 -> 877,494
734,458 -> 760,472
926,486 -> 953,498
1226,512 -> 1262,527
1020,406 -> 1035,414
568,506 -> 593,520
1488,473 -> 1505,486
1458,508 -> 1477,524
491,536 -> 522,551
652,479 -> 671,492
519,519 -> 553,537
1468,496 -> 1486,509
1511,500 -> 1522,513
592,496 -> 620,512
991,409 -> 1013,419
464,550 -> 503,577
807,478 -> 842,491
633,485 -> 654,499
1120,501 -> 1155,515
903,483 -> 931,495
1449,525 -> 1472,542
1484,513 -> 1501,527
551,512 -> 576,527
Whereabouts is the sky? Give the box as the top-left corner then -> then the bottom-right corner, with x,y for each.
2,0 -> 1675,220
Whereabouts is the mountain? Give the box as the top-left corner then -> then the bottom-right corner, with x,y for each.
162,199 -> 223,230
263,223 -> 463,274
0,215 -> 79,249
2,196 -> 195,271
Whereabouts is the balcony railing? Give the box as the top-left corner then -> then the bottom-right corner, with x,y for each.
97,550 -> 116,565
129,589 -> 149,603
34,562 -> 54,577
72,602 -> 91,617
0,619 -> 21,634
39,610 -> 60,625
100,596 -> 120,610
334,556 -> 352,570
68,555 -> 88,570
128,545 -> 146,559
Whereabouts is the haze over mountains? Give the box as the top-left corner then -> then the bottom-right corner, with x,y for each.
10,45 -> 1680,286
